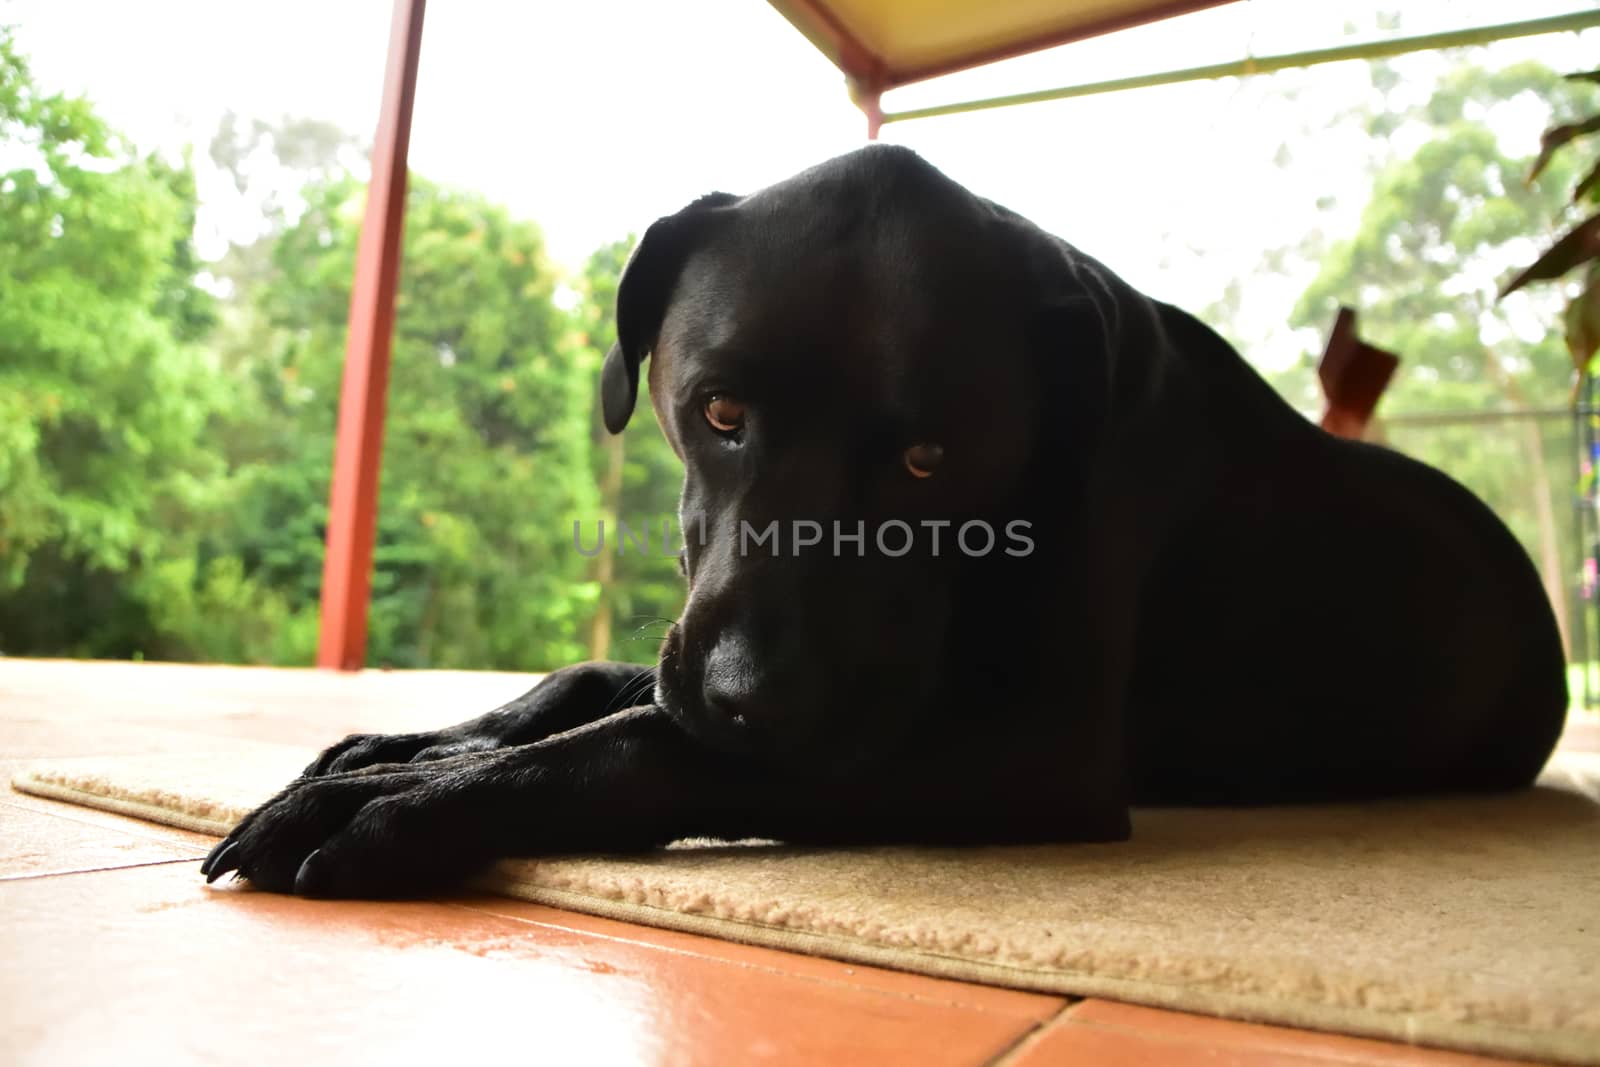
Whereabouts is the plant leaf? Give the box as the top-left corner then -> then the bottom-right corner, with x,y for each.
1576,158 -> 1600,204
1566,263 -> 1600,372
1500,214 -> 1600,298
1565,69 -> 1600,85
1527,115 -> 1600,186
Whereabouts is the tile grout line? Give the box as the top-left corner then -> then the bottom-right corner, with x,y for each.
1056,1015 -> 1440,1067
983,998 -> 1083,1066
0,855 -> 206,884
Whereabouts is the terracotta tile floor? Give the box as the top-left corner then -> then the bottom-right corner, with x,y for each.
0,659 -> 1563,1066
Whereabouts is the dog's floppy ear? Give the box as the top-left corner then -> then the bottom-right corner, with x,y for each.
602,191 -> 740,433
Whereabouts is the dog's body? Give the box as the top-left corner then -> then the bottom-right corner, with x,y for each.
204,147 -> 1567,897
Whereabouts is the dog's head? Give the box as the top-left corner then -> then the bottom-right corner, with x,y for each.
602,146 -> 1117,770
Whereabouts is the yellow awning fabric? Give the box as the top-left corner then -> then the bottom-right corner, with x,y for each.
767,0 -> 1240,91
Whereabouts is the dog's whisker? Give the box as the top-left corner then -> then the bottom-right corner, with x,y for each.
603,667 -> 660,715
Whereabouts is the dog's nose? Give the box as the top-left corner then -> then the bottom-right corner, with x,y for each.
701,633 -> 763,725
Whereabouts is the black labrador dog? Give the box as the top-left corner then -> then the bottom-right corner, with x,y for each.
203,146 -> 1568,898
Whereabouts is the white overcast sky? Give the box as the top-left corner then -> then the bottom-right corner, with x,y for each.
5,0 -> 1598,367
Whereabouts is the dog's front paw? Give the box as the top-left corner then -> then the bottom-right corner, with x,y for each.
302,730 -> 466,777
200,756 -> 505,898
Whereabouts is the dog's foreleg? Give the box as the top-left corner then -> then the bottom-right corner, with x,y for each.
299,661 -> 659,777
207,703 -> 1131,897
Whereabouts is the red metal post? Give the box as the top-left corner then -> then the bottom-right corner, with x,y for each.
847,77 -> 886,141
863,89 -> 883,140
316,0 -> 427,670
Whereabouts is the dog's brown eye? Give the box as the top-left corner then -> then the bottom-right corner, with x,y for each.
704,395 -> 746,434
904,443 -> 944,479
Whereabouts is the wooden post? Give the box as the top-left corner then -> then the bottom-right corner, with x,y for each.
316,0 -> 426,670
1318,307 -> 1398,441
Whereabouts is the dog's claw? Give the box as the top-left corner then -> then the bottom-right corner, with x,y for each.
204,841 -> 240,884
293,849 -> 325,897
200,837 -> 232,877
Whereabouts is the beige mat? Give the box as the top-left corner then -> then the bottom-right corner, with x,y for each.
14,747 -> 1600,1065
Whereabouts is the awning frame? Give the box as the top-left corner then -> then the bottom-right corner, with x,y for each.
876,9 -> 1600,131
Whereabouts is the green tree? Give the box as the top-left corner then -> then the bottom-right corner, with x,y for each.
212,175 -> 603,669
124,114 -> 374,663
0,26 -> 224,657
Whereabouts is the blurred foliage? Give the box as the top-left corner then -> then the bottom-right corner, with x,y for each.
1498,66 -> 1600,375
1281,61 -> 1595,411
